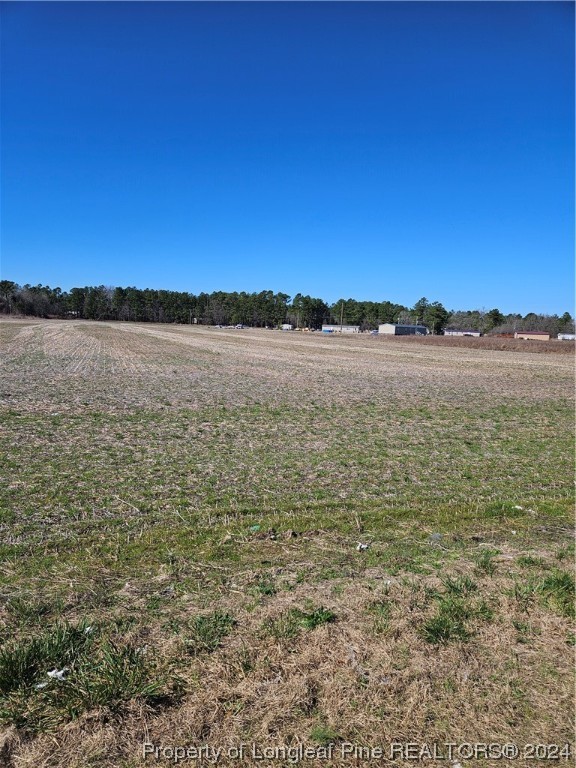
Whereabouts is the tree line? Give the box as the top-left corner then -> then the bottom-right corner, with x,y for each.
0,280 -> 573,336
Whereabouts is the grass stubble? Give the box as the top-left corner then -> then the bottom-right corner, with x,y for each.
0,318 -> 573,766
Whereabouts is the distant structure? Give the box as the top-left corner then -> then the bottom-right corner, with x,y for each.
514,331 -> 550,341
281,323 -> 293,331
321,324 -> 360,334
379,323 -> 428,336
558,333 -> 575,341
444,329 -> 481,337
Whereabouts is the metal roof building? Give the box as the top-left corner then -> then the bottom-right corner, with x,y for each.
378,323 -> 428,336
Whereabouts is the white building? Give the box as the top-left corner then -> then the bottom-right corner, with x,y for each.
558,333 -> 575,341
444,329 -> 481,337
321,324 -> 360,334
378,323 -> 428,336
281,323 -> 293,331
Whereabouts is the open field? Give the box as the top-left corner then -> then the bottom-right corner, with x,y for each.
0,318 -> 574,767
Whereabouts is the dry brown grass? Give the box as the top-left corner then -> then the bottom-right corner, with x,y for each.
0,318 -> 572,415
10,573 -> 574,767
0,318 -> 573,767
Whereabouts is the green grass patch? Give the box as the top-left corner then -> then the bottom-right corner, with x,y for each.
310,724 -> 342,745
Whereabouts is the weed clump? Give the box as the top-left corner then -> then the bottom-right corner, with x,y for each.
185,612 -> 236,655
263,606 -> 336,641
251,575 -> 276,597
540,571 -> 575,619
0,622 -> 167,733
421,579 -> 493,645
474,549 -> 499,576
0,621 -> 92,695
441,575 -> 478,596
366,600 -> 391,634
294,607 -> 336,630
422,598 -> 472,644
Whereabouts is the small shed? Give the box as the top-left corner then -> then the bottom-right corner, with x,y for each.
379,323 -> 428,336
514,331 -> 550,341
558,333 -> 575,341
281,323 -> 293,331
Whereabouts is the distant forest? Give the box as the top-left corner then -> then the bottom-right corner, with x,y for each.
0,280 -> 573,336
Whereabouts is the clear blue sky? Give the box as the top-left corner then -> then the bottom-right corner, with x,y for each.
1,1 -> 574,314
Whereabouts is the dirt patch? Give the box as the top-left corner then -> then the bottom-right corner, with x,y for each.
374,334 -> 575,354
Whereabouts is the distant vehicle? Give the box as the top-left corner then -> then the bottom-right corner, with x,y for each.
369,330 -> 378,335
235,324 -> 244,329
